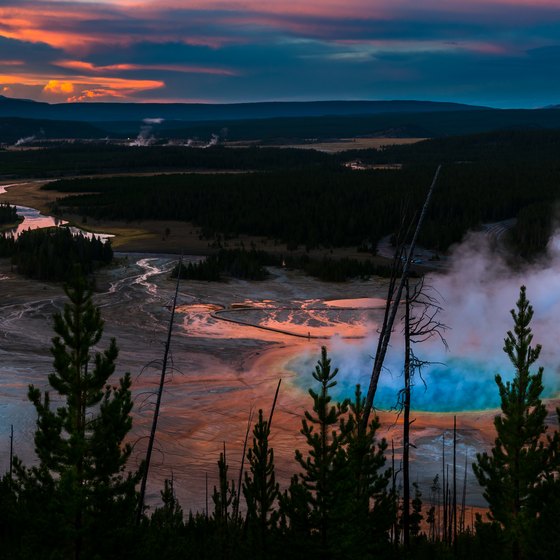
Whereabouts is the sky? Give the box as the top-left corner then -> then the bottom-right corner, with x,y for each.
1,0 -> 560,107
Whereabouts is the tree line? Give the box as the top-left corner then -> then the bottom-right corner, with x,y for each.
4,130 -> 560,257
170,248 -> 399,282
0,275 -> 558,559
0,144 -> 331,177
46,158 -> 560,258
0,227 -> 113,281
0,203 -> 19,228
171,249 -> 274,281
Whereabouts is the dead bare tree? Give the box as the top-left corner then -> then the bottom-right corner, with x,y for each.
137,256 -> 183,523
453,415 -> 457,550
233,407 -> 254,522
362,165 -> 442,429
460,453 -> 468,533
443,435 -> 447,544
402,278 -> 413,548
399,275 -> 447,547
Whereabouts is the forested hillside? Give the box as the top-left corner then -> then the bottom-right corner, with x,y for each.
0,144 -> 331,177
2,129 -> 560,258
45,158 -> 560,257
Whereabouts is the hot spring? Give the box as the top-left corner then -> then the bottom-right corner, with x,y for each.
287,350 -> 560,413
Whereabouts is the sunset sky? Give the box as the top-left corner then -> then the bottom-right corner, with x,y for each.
1,0 -> 560,107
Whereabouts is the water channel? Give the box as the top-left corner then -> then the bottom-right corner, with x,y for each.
1,182 -> 114,241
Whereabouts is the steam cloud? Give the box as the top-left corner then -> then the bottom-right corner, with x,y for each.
14,135 -> 36,146
180,132 -> 223,148
203,133 -> 219,148
129,117 -> 165,146
292,230 -> 560,412
143,118 -> 164,125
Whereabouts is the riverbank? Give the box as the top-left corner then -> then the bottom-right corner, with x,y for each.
0,179 -> 397,264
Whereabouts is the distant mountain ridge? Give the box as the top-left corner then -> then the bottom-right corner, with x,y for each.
4,97 -> 560,144
0,96 -> 488,122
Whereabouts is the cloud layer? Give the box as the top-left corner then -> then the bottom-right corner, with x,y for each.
0,1 -> 560,105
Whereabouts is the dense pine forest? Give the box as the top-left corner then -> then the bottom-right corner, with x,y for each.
172,249 -> 398,282
46,160 -> 560,258
0,281 -> 558,560
7,129 -> 552,259
0,144 -> 332,177
172,249 -> 274,281
0,204 -> 19,228
0,227 -> 112,281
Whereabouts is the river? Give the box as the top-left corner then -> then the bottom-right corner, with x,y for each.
1,182 -> 114,241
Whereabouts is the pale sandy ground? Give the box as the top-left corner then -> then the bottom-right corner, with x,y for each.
264,138 -> 425,153
1,176 -> 528,525
0,253 -> 501,524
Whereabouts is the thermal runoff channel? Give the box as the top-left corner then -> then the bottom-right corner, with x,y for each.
289,229 -> 560,413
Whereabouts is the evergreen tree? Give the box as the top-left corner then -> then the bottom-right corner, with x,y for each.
0,473 -> 18,555
473,286 -> 559,560
409,482 -> 424,540
14,272 -> 140,559
150,478 -> 184,531
139,478 -> 187,560
242,408 -> 280,557
334,384 -> 393,556
212,445 -> 236,526
283,347 -> 349,559
211,445 -> 237,560
278,475 -> 313,557
280,351 -> 394,559
0,202 -> 19,227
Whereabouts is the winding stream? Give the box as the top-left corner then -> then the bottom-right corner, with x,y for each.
0,181 -> 114,241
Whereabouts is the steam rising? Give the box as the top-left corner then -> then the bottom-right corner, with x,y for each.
14,135 -> 36,146
14,128 -> 45,146
204,133 -> 219,148
143,118 -> 164,125
129,117 -> 164,146
181,130 -> 226,148
292,230 -> 560,412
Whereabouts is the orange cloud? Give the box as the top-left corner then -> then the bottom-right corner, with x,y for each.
43,80 -> 74,94
0,5 -> 249,54
159,1 -> 385,20
1,73 -> 163,90
0,6 -> 136,52
1,70 -> 164,102
0,0 -> 557,58
67,88 -> 125,102
0,60 -> 24,66
55,59 -> 239,76
0,74 -> 46,86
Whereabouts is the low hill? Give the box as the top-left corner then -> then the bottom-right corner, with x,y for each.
0,96 -> 487,122
3,101 -> 560,145
0,117 -> 109,144
157,109 -> 560,141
